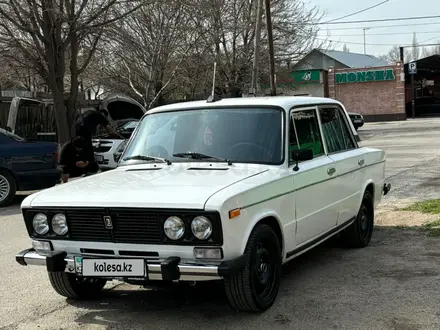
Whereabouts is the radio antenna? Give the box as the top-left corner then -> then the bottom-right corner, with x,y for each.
207,61 -> 221,102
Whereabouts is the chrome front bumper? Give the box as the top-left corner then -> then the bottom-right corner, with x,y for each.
16,248 -> 246,281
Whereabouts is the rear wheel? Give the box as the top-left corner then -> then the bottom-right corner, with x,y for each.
0,170 -> 16,207
48,272 -> 107,300
224,224 -> 282,312
341,191 -> 374,248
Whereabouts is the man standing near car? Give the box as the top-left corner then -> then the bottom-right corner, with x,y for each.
75,108 -> 124,159
59,136 -> 100,183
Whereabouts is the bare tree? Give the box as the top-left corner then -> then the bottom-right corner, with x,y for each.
0,0 -> 145,143
412,32 -> 420,62
378,45 -> 411,64
89,0 -> 322,102
422,42 -> 440,57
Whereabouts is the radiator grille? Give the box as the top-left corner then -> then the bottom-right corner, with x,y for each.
66,208 -> 162,244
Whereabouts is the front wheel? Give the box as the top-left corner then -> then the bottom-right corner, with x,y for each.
224,224 -> 282,312
48,272 -> 107,300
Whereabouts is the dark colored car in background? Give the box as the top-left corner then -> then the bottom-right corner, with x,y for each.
0,128 -> 61,207
348,112 -> 364,130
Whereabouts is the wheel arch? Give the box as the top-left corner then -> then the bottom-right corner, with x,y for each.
360,180 -> 375,209
0,166 -> 18,190
240,211 -> 284,258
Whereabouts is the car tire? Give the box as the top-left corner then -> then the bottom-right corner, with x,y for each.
48,272 -> 107,300
224,224 -> 282,313
0,170 -> 17,207
340,190 -> 374,248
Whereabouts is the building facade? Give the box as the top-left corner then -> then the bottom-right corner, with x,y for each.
272,49 -> 406,121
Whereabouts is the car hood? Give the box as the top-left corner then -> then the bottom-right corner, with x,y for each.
101,94 -> 146,121
24,164 -> 268,209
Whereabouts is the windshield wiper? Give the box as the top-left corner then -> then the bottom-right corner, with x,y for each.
173,152 -> 232,165
123,155 -> 172,165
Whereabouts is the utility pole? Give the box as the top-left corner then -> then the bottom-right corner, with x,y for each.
400,46 -> 404,63
265,0 -> 276,96
250,0 -> 264,96
363,28 -> 370,54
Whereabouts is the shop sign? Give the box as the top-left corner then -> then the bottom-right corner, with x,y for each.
262,69 -> 321,88
335,69 -> 395,84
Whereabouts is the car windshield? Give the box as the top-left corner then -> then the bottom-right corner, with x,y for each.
120,107 -> 284,165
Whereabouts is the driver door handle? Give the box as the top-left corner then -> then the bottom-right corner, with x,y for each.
327,167 -> 336,176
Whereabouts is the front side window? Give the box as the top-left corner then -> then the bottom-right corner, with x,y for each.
121,107 -> 284,165
289,109 -> 324,163
319,107 -> 355,153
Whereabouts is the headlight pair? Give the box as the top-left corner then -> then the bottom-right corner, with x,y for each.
163,216 -> 212,241
32,213 -> 68,236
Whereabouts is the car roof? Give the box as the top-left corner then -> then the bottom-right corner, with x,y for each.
147,96 -> 344,114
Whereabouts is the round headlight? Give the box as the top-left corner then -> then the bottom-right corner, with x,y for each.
52,213 -> 68,235
33,213 -> 49,235
163,216 -> 185,240
191,216 -> 212,240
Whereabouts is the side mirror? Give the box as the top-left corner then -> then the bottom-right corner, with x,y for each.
291,149 -> 313,172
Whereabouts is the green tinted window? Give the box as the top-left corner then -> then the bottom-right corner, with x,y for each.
289,109 -> 324,163
319,107 -> 355,153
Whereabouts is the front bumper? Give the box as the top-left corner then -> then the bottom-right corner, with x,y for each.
16,248 -> 247,281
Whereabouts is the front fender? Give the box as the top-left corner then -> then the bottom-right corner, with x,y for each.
239,209 -> 285,257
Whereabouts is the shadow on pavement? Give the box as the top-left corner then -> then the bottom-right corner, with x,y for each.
61,227 -> 440,328
66,237 -> 345,328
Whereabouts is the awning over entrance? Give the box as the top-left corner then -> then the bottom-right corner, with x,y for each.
404,54 -> 440,76
403,54 -> 440,117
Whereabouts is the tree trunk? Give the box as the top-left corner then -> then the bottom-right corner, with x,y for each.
66,32 -> 80,139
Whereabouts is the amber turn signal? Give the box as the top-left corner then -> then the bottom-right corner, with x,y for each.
229,208 -> 241,219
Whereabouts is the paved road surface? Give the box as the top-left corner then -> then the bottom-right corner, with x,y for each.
2,118 -> 440,329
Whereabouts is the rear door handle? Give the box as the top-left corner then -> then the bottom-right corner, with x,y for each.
327,167 -> 336,176
358,159 -> 364,166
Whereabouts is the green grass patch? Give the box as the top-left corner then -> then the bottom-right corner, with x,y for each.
400,199 -> 440,214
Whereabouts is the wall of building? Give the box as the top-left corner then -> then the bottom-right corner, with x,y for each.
328,63 -> 406,122
281,84 -> 325,97
262,69 -> 326,97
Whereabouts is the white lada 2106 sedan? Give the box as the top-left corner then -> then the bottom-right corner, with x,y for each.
16,96 -> 391,313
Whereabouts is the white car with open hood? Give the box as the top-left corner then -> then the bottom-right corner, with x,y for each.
91,94 -> 146,169
16,96 -> 391,312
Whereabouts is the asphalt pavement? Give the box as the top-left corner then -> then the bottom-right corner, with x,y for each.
2,118 -> 440,330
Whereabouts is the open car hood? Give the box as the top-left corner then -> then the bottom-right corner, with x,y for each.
101,94 -> 146,121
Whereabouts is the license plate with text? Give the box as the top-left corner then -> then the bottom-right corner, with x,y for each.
82,259 -> 145,277
95,155 -> 104,162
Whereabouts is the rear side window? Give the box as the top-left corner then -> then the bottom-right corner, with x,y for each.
289,108 -> 324,163
319,107 -> 355,153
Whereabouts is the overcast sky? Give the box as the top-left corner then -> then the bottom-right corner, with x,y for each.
307,0 -> 440,56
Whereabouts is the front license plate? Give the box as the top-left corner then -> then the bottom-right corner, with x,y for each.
95,154 -> 104,162
82,259 -> 145,277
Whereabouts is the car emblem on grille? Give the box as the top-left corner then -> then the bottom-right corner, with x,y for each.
103,216 -> 113,229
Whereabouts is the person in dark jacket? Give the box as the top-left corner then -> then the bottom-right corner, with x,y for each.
75,109 -> 123,159
59,136 -> 99,183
